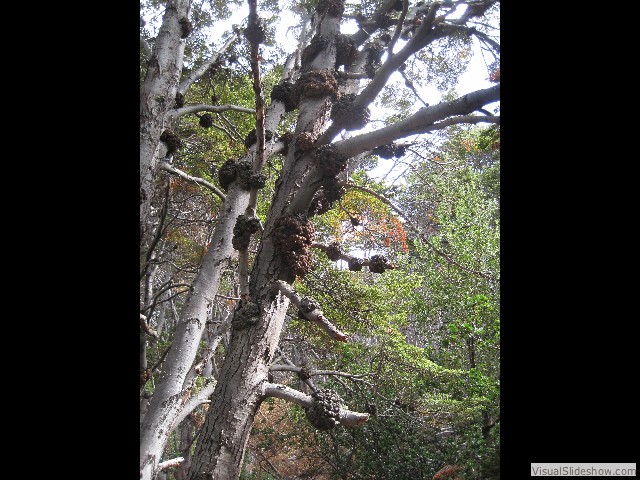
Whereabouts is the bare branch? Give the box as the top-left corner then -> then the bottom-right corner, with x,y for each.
336,86 -> 500,158
274,280 -> 349,342
217,112 -> 246,143
140,183 -> 170,281
158,457 -> 184,470
140,314 -> 159,338
272,348 -> 316,391
263,383 -> 370,427
347,183 -> 496,281
441,24 -> 500,54
178,33 -> 240,95
388,0 -> 409,55
167,104 -> 255,122
270,365 -> 369,382
171,380 -> 217,429
311,242 -> 397,272
159,162 -> 226,201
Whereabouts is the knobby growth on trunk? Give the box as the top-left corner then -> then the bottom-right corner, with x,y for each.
140,0 -> 500,478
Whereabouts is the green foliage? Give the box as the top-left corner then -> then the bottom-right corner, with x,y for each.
253,124 -> 501,479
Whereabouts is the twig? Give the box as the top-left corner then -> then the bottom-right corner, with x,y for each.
270,365 -> 369,383
167,104 -> 255,122
274,280 -> 349,342
159,162 -> 226,201
178,32 -> 240,95
387,0 -> 409,55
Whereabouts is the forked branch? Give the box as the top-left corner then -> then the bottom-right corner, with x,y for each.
274,280 -> 348,342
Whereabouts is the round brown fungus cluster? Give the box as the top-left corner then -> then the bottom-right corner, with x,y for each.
305,388 -> 345,430
375,12 -> 396,29
314,144 -> 347,177
232,301 -> 261,330
364,43 -> 385,78
270,81 -> 297,112
330,93 -> 370,131
292,70 -> 339,105
218,159 -> 238,191
160,129 -> 182,154
325,242 -> 342,261
243,22 -> 265,44
308,177 -> 345,216
179,18 -> 193,39
199,113 -> 213,128
335,34 -> 357,69
175,92 -> 185,108
244,129 -> 275,149
140,368 -> 153,385
297,367 -> 311,381
279,131 -> 294,157
232,215 -> 262,250
372,142 -> 407,159
298,296 -> 320,319
316,0 -> 345,17
236,160 -> 267,190
368,254 -> 395,273
273,214 -> 315,278
348,257 -> 364,271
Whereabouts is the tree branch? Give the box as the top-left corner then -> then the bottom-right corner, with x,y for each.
399,69 -> 430,107
336,86 -> 500,158
171,379 -> 217,429
158,457 -> 184,470
273,280 -> 348,342
140,183 -> 170,281
311,242 -> 397,272
263,383 -> 370,427
272,348 -> 316,391
166,104 -> 255,122
159,162 -> 226,201
388,0 -> 409,55
289,86 -> 499,215
347,183 -> 495,280
140,314 -> 159,338
178,33 -> 240,95
270,365 -> 369,382
441,24 -> 500,54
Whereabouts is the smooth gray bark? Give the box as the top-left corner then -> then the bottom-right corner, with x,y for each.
140,0 -> 191,252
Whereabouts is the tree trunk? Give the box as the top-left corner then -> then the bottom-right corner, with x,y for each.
187,11 -> 342,480
139,181 -> 250,480
140,0 -> 190,251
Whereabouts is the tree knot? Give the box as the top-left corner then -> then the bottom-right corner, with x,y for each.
305,388 -> 345,430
